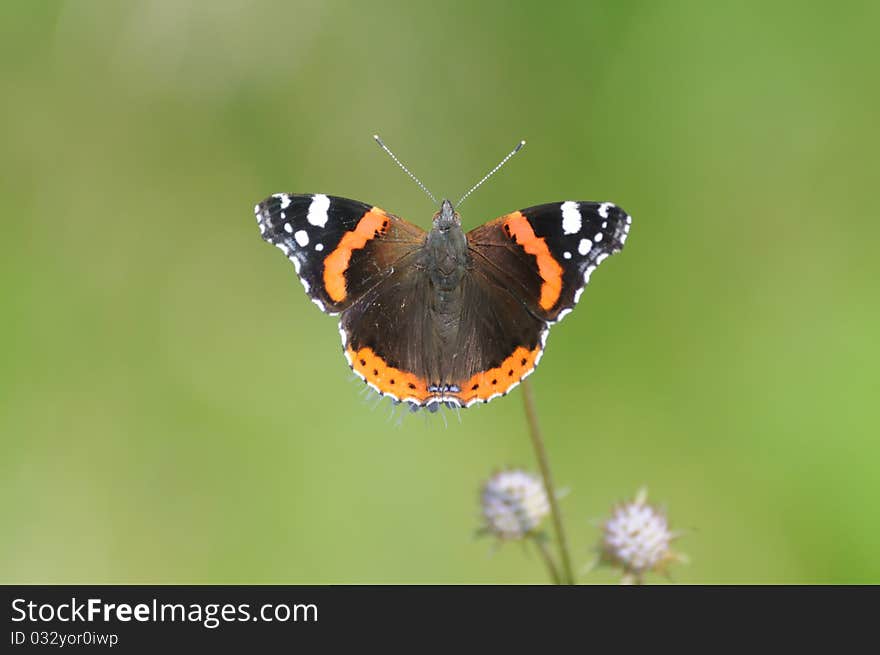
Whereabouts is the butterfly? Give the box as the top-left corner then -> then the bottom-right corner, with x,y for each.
253,139 -> 631,412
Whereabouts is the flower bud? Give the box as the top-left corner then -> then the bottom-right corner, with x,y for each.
600,488 -> 682,582
481,470 -> 550,540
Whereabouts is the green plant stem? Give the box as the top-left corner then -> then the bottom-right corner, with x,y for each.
522,378 -> 575,585
532,536 -> 561,585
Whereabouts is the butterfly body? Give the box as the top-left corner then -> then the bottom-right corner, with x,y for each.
254,193 -> 631,411
422,199 -> 469,293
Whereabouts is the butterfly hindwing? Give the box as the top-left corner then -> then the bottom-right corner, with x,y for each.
255,193 -> 426,314
444,267 -> 548,406
466,201 -> 632,323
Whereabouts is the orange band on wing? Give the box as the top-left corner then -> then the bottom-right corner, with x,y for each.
456,345 -> 541,405
347,343 -> 541,407
502,212 -> 564,310
323,208 -> 390,302
348,345 -> 432,403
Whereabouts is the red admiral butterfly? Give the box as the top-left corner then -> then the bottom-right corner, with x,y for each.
253,138 -> 631,412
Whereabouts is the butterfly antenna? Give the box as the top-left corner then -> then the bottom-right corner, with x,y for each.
373,134 -> 438,204
457,139 -> 526,207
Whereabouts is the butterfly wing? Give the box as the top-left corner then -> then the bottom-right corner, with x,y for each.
466,201 -> 632,323
439,266 -> 549,406
340,263 -> 439,406
254,193 -> 426,314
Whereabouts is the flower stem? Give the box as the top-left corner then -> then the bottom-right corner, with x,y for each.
532,536 -> 561,585
521,378 -> 575,585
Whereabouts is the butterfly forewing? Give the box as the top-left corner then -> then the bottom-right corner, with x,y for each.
467,201 -> 631,323
255,193 -> 426,314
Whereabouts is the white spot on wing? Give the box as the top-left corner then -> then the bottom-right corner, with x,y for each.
599,202 -> 614,219
339,322 -> 349,352
540,327 -> 549,348
284,223 -> 293,233
561,201 -> 581,235
315,243 -> 324,251
294,230 -> 309,247
307,194 -> 330,227
594,232 -> 603,242
563,251 -> 572,260
583,264 -> 596,284
578,238 -> 592,255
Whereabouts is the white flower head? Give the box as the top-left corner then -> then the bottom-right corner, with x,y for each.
481,469 -> 550,540
600,487 -> 683,582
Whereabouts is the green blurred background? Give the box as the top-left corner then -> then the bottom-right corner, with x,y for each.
2,1 -> 878,584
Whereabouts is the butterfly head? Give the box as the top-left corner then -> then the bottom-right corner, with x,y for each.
433,199 -> 460,232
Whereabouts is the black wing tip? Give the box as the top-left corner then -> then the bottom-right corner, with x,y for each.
591,201 -> 632,252
254,193 -> 296,242
608,204 -> 632,251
